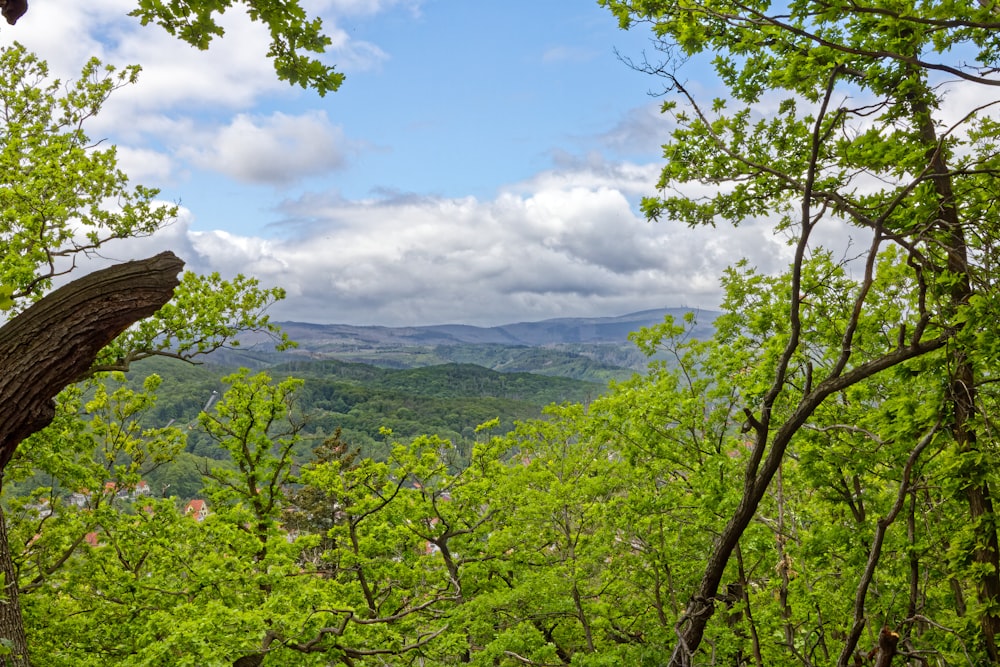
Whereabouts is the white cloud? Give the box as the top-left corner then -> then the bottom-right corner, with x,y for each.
125,159 -> 790,327
180,111 -> 352,185
7,0 -> 128,75
8,0 -> 394,188
114,146 -> 175,185
52,147 -> 797,328
13,0 -> 281,110
3,2 -> 803,328
510,153 -> 662,198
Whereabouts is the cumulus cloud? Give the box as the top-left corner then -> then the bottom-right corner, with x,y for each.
9,0 -> 395,187
57,150 -> 800,329
513,152 -> 662,198
8,0 -> 128,76
180,111 -> 352,185
14,0 -> 281,113
130,160 -> 789,327
4,2 -> 809,328
114,147 -> 176,186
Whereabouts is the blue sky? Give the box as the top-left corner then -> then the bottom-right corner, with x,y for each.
6,0 -> 793,326
164,1 -> 663,235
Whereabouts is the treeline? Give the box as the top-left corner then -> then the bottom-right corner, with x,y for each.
211,341 -> 642,384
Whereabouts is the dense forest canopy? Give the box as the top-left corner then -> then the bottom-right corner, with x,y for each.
4,0 -> 1000,666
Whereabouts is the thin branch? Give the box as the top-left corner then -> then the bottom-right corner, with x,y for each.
837,421 -> 940,666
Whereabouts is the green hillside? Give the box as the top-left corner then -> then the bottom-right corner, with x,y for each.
125,355 -> 609,474
208,342 -> 640,383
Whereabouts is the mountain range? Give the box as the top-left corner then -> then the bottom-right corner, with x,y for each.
217,307 -> 720,383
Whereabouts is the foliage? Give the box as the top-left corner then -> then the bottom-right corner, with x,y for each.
8,299 -> 993,665
15,374 -> 466,665
0,44 -> 171,309
128,0 -> 343,95
0,41 -> 297,665
596,0 -> 1000,663
13,1 -> 1000,665
94,271 -> 293,374
126,356 -> 602,471
0,43 -> 291,377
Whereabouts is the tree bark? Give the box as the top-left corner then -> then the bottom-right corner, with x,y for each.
0,506 -> 26,667
873,626 -> 899,667
0,251 -> 184,665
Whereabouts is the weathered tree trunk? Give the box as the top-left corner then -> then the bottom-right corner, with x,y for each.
873,626 -> 899,667
0,251 -> 184,665
0,506 -> 25,667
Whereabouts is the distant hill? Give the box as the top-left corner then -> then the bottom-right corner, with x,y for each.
273,307 -> 717,347
216,308 -> 719,383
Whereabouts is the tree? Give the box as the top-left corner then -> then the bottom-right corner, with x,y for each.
600,0 -> 1000,663
15,373 -> 464,666
0,43 -> 288,665
200,370 -> 304,570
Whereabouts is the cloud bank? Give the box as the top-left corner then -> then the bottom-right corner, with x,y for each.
94,157 -> 792,327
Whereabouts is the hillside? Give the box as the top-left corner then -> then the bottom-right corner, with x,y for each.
218,307 -> 719,382
129,355 -> 604,466
111,308 -> 715,495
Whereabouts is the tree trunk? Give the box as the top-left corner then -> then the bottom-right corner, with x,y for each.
668,335 -> 946,666
0,251 -> 184,664
914,99 -> 1000,661
873,626 -> 899,667
0,505 -> 26,667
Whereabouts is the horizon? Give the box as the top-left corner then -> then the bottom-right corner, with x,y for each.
271,305 -> 722,330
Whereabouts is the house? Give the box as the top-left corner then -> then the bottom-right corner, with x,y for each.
184,499 -> 209,522
68,489 -> 90,507
104,482 -> 131,500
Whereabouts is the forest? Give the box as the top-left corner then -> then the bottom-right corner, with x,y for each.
1,355 -> 605,501
2,0 -> 1000,666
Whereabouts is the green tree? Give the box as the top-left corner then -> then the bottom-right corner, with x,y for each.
284,428 -> 360,565
0,42 -> 287,664
476,407 -> 625,666
600,0 -> 1000,663
17,374 -> 465,666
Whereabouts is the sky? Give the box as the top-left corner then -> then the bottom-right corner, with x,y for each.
4,0 -> 796,326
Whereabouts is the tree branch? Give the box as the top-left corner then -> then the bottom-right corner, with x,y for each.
0,252 -> 184,469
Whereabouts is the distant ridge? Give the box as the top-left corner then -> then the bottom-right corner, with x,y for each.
269,307 -> 719,349
216,308 -> 720,382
